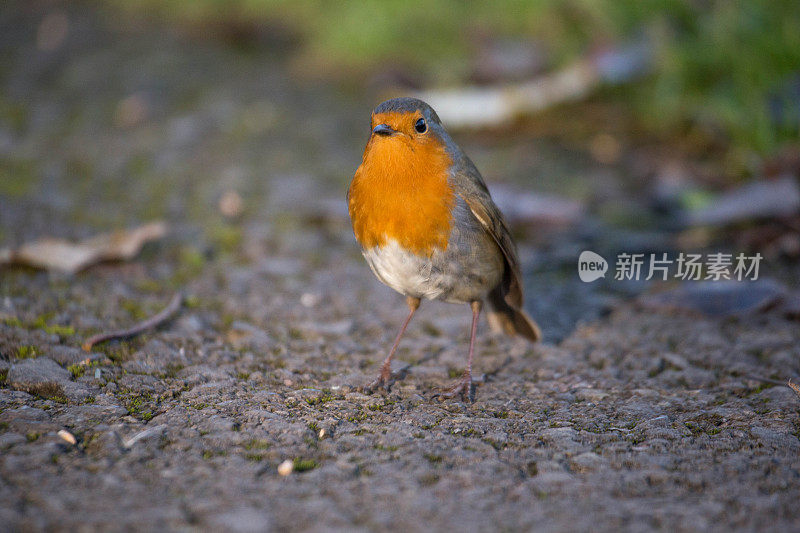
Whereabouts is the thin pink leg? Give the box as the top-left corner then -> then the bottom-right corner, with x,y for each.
365,296 -> 420,391
465,300 -> 481,380
441,300 -> 482,401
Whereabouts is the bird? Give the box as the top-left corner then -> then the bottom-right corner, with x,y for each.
347,97 -> 541,400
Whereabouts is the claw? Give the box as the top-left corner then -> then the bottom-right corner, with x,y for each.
363,374 -> 392,393
362,363 -> 394,394
436,373 -> 475,402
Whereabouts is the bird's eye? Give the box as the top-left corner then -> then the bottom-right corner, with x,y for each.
414,118 -> 427,133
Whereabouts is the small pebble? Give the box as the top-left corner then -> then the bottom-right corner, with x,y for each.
94,368 -> 102,379
300,293 -> 320,308
219,190 -> 243,218
57,430 -> 76,445
278,459 -> 294,476
318,429 -> 326,439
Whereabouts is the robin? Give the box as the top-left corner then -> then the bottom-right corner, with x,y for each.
347,97 -> 541,400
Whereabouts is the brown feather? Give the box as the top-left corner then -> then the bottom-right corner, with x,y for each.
453,163 -> 541,342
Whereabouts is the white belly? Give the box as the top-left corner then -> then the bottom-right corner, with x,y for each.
362,238 -> 503,304
363,240 -> 444,300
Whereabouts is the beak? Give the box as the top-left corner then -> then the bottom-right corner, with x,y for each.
372,123 -> 395,136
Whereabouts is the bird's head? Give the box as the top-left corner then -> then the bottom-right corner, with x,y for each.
366,97 -> 446,151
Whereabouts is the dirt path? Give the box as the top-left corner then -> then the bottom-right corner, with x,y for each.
2,5 -> 799,531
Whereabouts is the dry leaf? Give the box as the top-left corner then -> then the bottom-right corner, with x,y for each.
0,222 -> 166,274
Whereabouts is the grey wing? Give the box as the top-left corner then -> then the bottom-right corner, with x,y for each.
450,157 -> 524,309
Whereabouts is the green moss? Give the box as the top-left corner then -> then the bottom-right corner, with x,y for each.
120,299 -> 148,321
67,364 -> 86,378
202,449 -> 227,460
245,453 -> 267,462
161,363 -> 185,379
0,158 -> 38,197
2,317 -> 23,328
419,473 -> 439,486
244,439 -> 272,451
97,341 -> 136,363
292,458 -> 318,472
266,358 -> 286,370
304,390 -> 337,406
346,410 -> 369,423
183,295 -> 202,308
26,432 -> 40,442
209,224 -> 243,253
8,314 -> 74,337
243,439 -> 271,451
483,437 -> 505,451
134,279 -> 162,293
118,389 -> 156,421
15,345 -> 37,359
31,314 -> 53,330
170,246 -> 206,285
424,453 -> 443,464
45,324 -> 75,336
27,382 -> 69,403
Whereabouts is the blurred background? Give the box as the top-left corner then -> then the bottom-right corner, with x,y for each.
2,0 -> 799,340
4,4 -> 800,528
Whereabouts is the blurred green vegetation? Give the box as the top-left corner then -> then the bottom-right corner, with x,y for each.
109,0 -> 800,157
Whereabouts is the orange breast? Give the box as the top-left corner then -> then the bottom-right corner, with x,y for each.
348,133 -> 454,256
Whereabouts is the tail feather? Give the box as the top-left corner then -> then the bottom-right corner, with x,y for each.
486,288 -> 541,342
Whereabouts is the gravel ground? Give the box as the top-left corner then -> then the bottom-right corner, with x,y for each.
2,4 -> 800,532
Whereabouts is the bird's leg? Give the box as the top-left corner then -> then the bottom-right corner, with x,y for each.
440,300 -> 482,401
364,296 -> 420,392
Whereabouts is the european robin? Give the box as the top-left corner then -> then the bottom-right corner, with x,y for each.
348,97 -> 541,400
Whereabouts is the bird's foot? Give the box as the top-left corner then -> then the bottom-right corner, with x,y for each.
362,362 -> 397,394
436,372 -> 475,402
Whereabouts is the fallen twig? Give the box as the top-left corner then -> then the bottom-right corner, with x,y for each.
82,293 -> 183,351
413,41 -> 652,130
